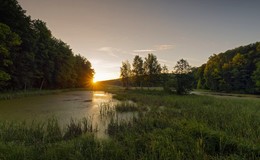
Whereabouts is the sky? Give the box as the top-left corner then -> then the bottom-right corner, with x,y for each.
18,0 -> 260,81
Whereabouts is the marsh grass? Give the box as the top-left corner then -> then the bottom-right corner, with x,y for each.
99,102 -> 115,119
115,101 -> 148,112
106,89 -> 260,159
0,88 -> 259,159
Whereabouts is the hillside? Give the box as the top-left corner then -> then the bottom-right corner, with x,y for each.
195,42 -> 260,94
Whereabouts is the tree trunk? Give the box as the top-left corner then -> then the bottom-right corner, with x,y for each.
40,79 -> 45,90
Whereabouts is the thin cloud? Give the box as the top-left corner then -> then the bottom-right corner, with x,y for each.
158,58 -> 168,63
155,44 -> 174,51
133,44 -> 174,54
97,47 -> 121,58
98,47 -> 113,52
133,49 -> 156,53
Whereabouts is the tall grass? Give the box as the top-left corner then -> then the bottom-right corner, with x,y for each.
106,89 -> 260,159
0,88 -> 259,159
99,102 -> 115,119
115,101 -> 148,112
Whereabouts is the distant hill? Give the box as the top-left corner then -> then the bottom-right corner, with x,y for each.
195,42 -> 260,94
98,79 -> 122,86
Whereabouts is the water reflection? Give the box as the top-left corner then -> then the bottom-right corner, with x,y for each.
0,91 -> 133,139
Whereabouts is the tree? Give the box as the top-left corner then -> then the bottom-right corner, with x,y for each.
132,55 -> 144,87
120,61 -> 132,89
164,59 -> 193,94
204,54 -> 222,91
252,62 -> 260,92
0,23 -> 21,89
174,59 -> 191,74
195,64 -> 206,89
0,0 -> 95,90
32,20 -> 54,89
161,64 -> 169,74
74,55 -> 94,88
161,64 -> 169,85
144,53 -> 161,87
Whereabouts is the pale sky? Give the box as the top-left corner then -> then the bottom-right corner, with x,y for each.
18,0 -> 260,81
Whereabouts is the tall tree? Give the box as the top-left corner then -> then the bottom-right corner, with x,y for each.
132,55 -> 144,87
144,53 -> 161,87
174,59 -> 191,74
32,20 -> 54,89
173,59 -> 193,94
120,61 -> 132,89
74,55 -> 94,88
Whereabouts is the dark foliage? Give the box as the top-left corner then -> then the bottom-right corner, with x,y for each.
0,0 -> 94,91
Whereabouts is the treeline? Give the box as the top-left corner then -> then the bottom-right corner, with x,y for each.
120,54 -> 166,88
0,0 -> 94,91
120,54 -> 194,94
195,42 -> 260,94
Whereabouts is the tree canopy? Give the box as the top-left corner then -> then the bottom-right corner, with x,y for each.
195,42 -> 260,93
0,0 -> 94,91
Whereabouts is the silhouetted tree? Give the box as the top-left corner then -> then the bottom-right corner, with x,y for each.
120,61 -> 132,89
164,59 -> 193,94
132,55 -> 144,87
144,53 -> 161,87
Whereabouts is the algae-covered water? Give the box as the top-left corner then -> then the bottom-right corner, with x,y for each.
0,91 -> 113,122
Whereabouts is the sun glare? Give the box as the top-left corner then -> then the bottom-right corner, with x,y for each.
93,78 -> 97,84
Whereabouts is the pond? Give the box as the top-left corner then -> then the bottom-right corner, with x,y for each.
0,91 -> 130,138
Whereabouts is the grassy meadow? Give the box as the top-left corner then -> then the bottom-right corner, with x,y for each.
0,86 -> 259,159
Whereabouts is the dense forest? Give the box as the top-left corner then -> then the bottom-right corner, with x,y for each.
195,42 -> 260,94
0,0 -> 94,91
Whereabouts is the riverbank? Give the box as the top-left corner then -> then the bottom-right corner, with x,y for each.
0,88 -> 92,101
192,89 -> 260,99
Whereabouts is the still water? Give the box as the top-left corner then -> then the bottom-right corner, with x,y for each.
0,91 -> 120,138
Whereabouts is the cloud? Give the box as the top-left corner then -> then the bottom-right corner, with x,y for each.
97,47 -> 122,58
132,44 -> 174,54
133,49 -> 156,53
155,44 -> 174,51
158,58 -> 168,63
98,47 -> 113,52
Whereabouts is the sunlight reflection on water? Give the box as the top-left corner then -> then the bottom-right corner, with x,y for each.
0,91 -> 134,139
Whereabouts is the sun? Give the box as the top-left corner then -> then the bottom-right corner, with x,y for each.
92,78 -> 97,84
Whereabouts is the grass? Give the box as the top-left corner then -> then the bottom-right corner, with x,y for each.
0,86 -> 259,159
115,101 -> 148,112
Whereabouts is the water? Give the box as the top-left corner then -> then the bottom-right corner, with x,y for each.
0,91 -> 122,138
